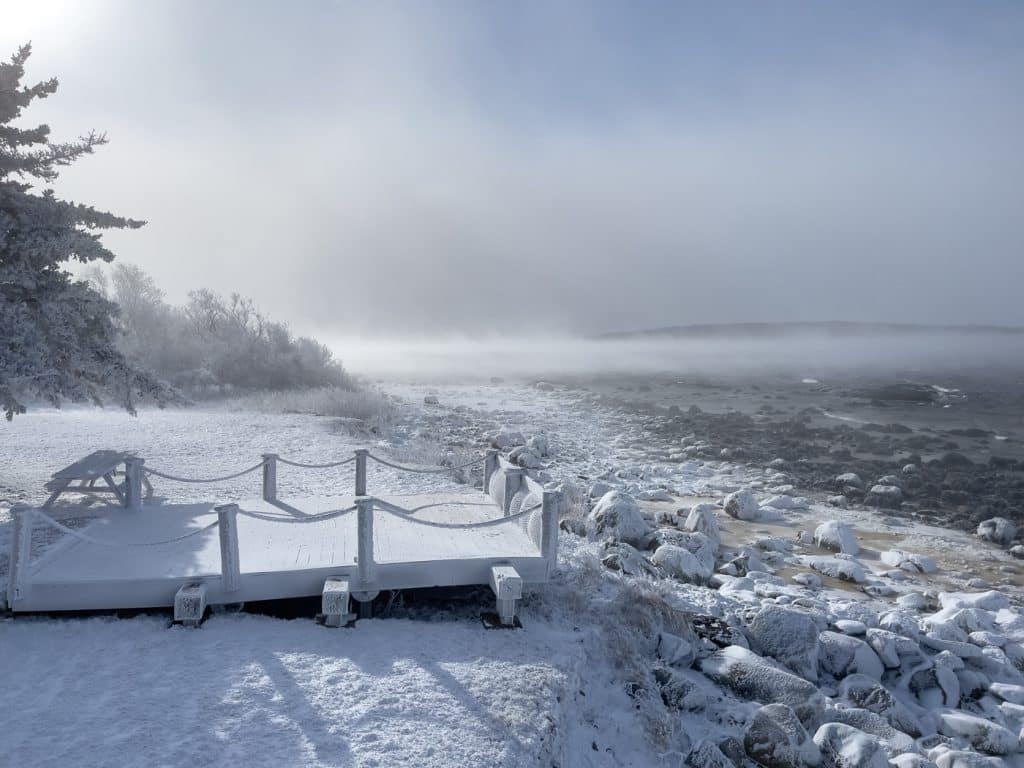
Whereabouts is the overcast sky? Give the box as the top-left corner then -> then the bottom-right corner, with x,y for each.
4,1 -> 1023,337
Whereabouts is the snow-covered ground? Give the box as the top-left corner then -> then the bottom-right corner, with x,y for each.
4,381 -> 1024,767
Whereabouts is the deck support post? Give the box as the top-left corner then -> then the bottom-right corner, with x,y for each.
503,467 -> 524,516
216,503 -> 241,594
262,454 -> 278,501
356,497 -> 375,589
489,565 -> 522,626
320,578 -> 355,627
5,504 -> 33,610
124,457 -> 144,510
541,490 -> 560,572
483,449 -> 499,493
174,582 -> 208,627
354,449 -> 369,496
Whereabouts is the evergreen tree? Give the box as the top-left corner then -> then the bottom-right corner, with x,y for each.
0,43 -> 167,419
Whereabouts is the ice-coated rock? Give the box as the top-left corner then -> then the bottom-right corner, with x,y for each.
587,491 -> 651,547
685,503 -> 721,548
827,495 -> 849,508
656,630 -> 695,668
744,703 -> 821,768
678,531 -> 718,574
933,752 -> 1006,768
835,473 -> 864,489
936,712 -> 1019,755
807,557 -> 867,584
823,707 -> 915,755
652,544 -> 710,583
880,550 -> 938,574
744,604 -> 821,682
990,682 -> 1024,705
812,723 -> 889,768
865,484 -> 903,509
490,429 -> 525,449
700,646 -> 824,725
793,572 -> 822,588
818,631 -> 884,681
833,620 -> 867,636
976,517 -> 1018,546
526,434 -> 549,456
687,740 -> 736,768
761,494 -> 809,511
659,671 -> 707,712
508,445 -> 542,468
588,481 -> 614,499
864,628 -> 922,669
890,756 -> 936,768
814,521 -> 860,555
909,666 -> 960,709
637,488 -> 674,502
837,674 -> 923,737
724,488 -> 762,521
600,541 -> 659,577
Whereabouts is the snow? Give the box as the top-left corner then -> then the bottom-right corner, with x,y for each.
814,520 -> 860,555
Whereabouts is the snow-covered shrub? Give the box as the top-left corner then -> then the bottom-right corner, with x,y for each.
229,386 -> 396,428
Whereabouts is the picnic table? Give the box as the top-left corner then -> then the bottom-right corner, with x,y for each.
43,450 -> 150,508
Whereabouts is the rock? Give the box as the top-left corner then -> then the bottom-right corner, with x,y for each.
1011,545 -> 1024,560
909,666 -> 960,709
818,632 -> 884,681
823,707 -> 915,754
685,503 -> 721,548
744,704 -> 820,768
890,756 -> 936,768
936,712 -> 1018,755
865,485 -> 903,509
933,752 -> 1006,768
880,550 -> 938,574
587,491 -> 651,547
828,495 -> 849,508
423,395 -> 440,405
700,646 -> 825,725
863,629 -> 918,670
588,481 -> 614,499
744,604 -> 821,682
659,671 -> 707,711
989,682 -> 1024,704
637,488 -> 674,502
761,494 -> 810,511
652,544 -> 711,583
807,557 -> 867,584
656,631 -> 695,667
833,620 -> 867,636
901,464 -> 919,475
976,517 -> 1018,545
812,723 -> 889,768
687,740 -> 736,768
724,489 -> 761,521
490,429 -> 526,449
814,522 -> 860,555
526,434 -> 549,456
836,473 -> 864,489
837,674 -> 922,737
508,445 -> 542,469
793,572 -> 822,588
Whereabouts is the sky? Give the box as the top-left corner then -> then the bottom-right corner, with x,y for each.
3,1 -> 1023,338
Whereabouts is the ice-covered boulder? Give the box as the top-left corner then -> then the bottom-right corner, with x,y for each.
933,752 -> 1006,768
822,707 -> 915,755
637,488 -> 673,502
807,557 -> 867,583
685,503 -> 721,548
818,631 -> 884,681
744,703 -> 821,768
880,550 -> 938,574
724,488 -> 761,521
588,481 -> 613,499
526,434 -> 549,456
761,494 -> 810,511
835,473 -> 864,489
587,491 -> 651,547
812,723 -> 889,768
744,604 -> 821,682
652,544 -> 710,583
490,429 -> 525,449
837,674 -> 923,737
814,521 -> 860,555
977,517 -> 1018,546
937,712 -> 1018,755
600,541 -> 658,577
658,670 -> 707,712
793,572 -> 822,588
827,495 -> 849,508
908,665 -> 960,709
686,741 -> 736,768
865,485 -> 903,509
700,646 -> 825,724
656,630 -> 695,668
508,445 -> 542,468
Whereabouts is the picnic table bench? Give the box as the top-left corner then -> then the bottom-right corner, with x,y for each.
43,450 -> 151,508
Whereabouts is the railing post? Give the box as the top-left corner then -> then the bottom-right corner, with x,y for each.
124,457 -> 144,510
354,449 -> 369,496
216,503 -> 241,594
356,497 -> 375,588
541,490 -> 560,571
483,449 -> 499,494
6,504 -> 34,609
262,454 -> 278,501
503,467 -> 524,516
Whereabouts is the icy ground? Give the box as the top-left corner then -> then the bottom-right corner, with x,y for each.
4,380 -> 1024,767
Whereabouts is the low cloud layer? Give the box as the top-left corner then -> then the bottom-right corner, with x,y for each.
6,2 -> 1024,336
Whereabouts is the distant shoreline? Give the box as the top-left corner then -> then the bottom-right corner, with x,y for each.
595,321 -> 1024,341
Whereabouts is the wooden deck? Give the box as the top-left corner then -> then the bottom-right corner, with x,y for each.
5,451 -> 558,624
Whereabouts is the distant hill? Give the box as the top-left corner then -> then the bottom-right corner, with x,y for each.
596,321 -> 1024,340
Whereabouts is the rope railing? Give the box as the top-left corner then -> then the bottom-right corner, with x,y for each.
373,500 -> 542,530
234,505 -> 358,523
31,509 -> 221,548
144,461 -> 266,484
276,455 -> 357,469
365,453 -> 486,474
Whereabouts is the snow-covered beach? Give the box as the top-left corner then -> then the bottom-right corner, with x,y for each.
4,373 -> 1024,767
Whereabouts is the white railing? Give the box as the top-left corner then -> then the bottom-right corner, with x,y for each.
5,448 -> 561,610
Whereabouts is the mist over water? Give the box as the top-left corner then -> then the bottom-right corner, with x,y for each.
329,330 -> 1024,383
